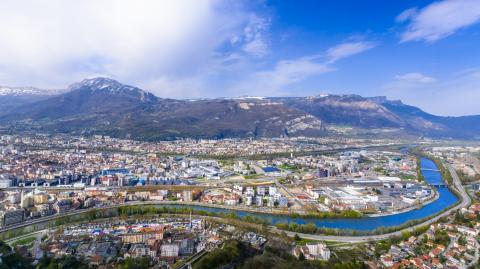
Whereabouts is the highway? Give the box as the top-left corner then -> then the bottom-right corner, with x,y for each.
1,162 -> 471,243
273,163 -> 471,242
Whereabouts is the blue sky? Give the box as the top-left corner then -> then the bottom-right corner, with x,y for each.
0,0 -> 479,116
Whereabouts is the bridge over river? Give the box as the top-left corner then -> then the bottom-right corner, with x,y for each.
421,168 -> 440,172
0,158 -> 468,243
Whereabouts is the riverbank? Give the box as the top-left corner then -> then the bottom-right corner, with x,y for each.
368,186 -> 439,217
0,192 -> 461,244
0,158 -> 467,242
278,162 -> 470,242
144,200 -> 364,219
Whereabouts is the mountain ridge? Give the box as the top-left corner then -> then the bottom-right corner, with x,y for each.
0,77 -> 478,140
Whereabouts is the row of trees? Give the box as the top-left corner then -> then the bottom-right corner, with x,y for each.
0,240 -> 90,269
194,240 -> 252,269
292,210 -> 363,219
194,239 -> 369,269
242,244 -> 367,269
416,157 -> 425,181
274,217 -> 432,237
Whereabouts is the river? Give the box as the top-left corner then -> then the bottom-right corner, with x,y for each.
156,157 -> 458,231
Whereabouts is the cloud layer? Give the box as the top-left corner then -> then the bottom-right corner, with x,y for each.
325,42 -> 376,64
229,41 -> 375,96
395,72 -> 437,83
0,1 -> 478,116
0,0 -> 264,92
398,0 -> 480,42
384,69 -> 480,116
0,1 -> 375,99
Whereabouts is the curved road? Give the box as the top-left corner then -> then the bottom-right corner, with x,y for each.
1,163 -> 471,243
275,163 -> 471,242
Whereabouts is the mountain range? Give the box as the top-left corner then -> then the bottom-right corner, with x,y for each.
0,77 -> 479,140
0,86 -> 64,113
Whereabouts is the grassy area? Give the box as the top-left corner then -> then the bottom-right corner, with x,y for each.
11,236 -> 36,247
333,246 -> 371,263
416,156 -> 425,181
400,174 -> 415,180
243,174 -> 261,179
193,240 -> 256,269
194,239 -> 368,269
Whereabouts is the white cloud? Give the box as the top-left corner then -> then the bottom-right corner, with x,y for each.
384,69 -> 480,116
228,57 -> 333,96
242,15 -> 270,57
140,75 -> 211,99
258,59 -> 332,90
0,0 -> 268,91
395,72 -> 437,83
396,8 -> 418,23
383,73 -> 437,97
398,0 -> 480,42
325,41 -> 376,64
0,1 -> 379,99
230,40 -> 375,96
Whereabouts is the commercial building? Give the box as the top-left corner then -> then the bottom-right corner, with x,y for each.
161,244 -> 179,257
183,190 -> 192,202
0,208 -> 25,227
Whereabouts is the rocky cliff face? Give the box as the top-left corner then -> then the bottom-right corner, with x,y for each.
1,78 -> 479,140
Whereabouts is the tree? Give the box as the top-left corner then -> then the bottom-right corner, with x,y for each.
194,240 -> 249,269
294,234 -> 301,241
36,255 -> 88,269
298,252 -> 306,261
0,241 -> 31,269
119,257 -> 150,269
434,230 -> 450,246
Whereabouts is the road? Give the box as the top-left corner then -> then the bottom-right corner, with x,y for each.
0,200 -> 287,234
273,164 -> 471,243
5,230 -> 43,244
176,249 -> 208,269
274,179 -> 304,209
1,162 -> 471,243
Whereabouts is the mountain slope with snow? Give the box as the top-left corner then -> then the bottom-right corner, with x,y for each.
1,77 -> 480,140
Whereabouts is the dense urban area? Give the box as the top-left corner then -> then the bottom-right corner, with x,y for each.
1,0 -> 479,268
0,134 -> 479,269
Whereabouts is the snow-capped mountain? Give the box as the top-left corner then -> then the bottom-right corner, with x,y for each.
69,77 -> 158,103
0,86 -> 62,96
2,77 -> 480,140
0,86 -> 65,115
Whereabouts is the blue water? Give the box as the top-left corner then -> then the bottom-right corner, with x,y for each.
159,158 -> 458,231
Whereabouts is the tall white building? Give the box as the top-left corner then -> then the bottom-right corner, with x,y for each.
257,186 -> 266,196
268,186 -> 277,196
306,243 -> 330,261
267,196 -> 275,207
183,190 -> 193,202
255,196 -> 263,206
245,187 -> 255,196
161,244 -> 179,257
0,179 -> 12,188
245,196 -> 253,206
